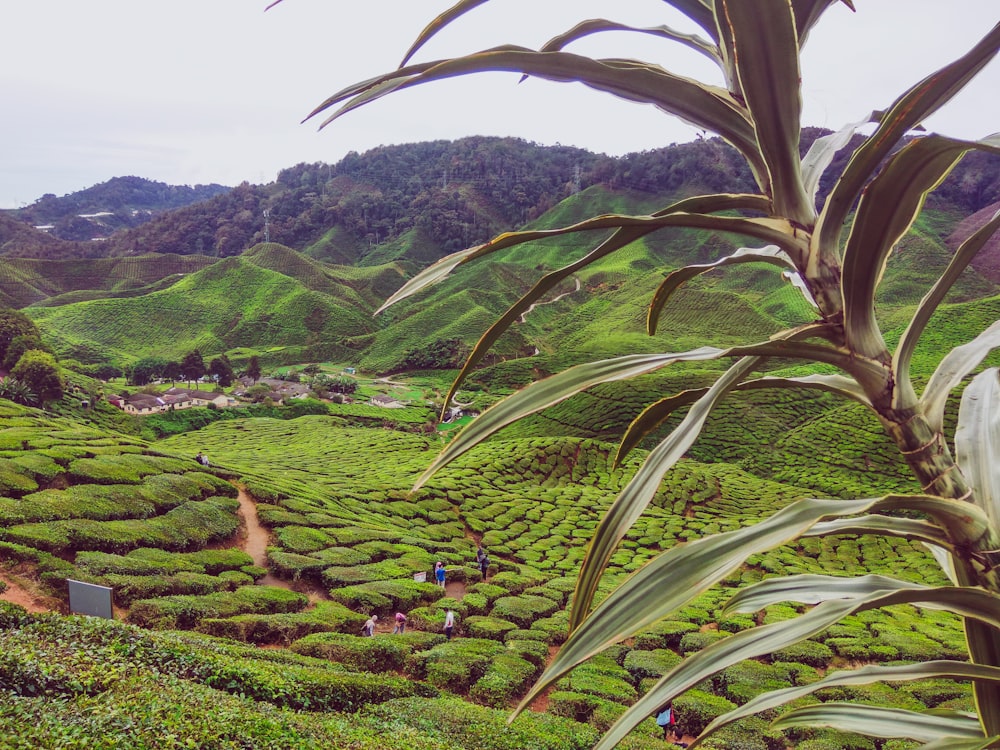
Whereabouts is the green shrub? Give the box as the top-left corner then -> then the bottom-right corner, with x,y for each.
679,630 -> 731,655
469,652 -> 538,708
407,638 -> 505,690
771,639 -> 834,668
0,602 -> 27,630
287,632 -> 411,672
127,585 -> 307,629
197,600 -> 366,645
362,695 -> 602,750
489,595 -> 560,629
623,648 -> 683,683
633,619 -> 700,650
674,688 -> 737,736
464,616 -> 519,640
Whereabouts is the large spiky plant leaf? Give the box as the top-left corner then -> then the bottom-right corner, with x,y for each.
897,204 -> 1000,414
957,368 -> 1000,531
536,19 -> 722,70
770,704 -> 986,742
813,21 -> 1000,262
842,135 -> 979,364
614,372 -> 871,468
306,47 -> 765,178
699,661 -> 1000,747
922,321 -> 1000,434
589,578 -> 1000,749
721,0 -> 813,223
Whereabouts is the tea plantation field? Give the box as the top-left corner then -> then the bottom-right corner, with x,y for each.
0,386 -> 967,749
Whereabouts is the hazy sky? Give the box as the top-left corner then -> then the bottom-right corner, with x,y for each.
2,1 -> 998,208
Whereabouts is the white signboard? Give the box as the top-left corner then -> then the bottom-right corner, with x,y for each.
68,579 -> 114,619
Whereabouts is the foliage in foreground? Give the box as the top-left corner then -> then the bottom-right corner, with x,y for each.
320,1 -> 1000,748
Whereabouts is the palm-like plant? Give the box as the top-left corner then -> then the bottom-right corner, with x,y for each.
301,1 -> 1000,746
0,377 -> 38,407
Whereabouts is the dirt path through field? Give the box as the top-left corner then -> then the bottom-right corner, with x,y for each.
0,571 -> 55,614
234,486 -> 328,602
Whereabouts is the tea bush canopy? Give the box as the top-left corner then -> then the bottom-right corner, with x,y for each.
313,0 -> 1000,746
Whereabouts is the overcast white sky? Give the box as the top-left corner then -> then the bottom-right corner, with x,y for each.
1,1 -> 998,208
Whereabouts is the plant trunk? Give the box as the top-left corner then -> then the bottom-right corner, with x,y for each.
883,408 -> 1000,734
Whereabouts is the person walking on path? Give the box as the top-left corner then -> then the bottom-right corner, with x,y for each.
657,703 -> 683,744
434,561 -> 446,589
362,614 -> 378,637
443,609 -> 456,640
392,612 -> 407,634
476,546 -> 490,581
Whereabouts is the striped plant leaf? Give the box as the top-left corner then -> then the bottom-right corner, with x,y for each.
698,661 -> 1000,746
770,703 -> 984,741
813,21 -> 1000,261
615,372 -> 870,468
921,322 -> 1000,434
722,0 -> 813,223
591,579 -> 996,749
898,203 -> 1000,414
842,135 -> 976,362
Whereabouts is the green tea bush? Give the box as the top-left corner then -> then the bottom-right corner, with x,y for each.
268,549 -> 329,579
469,652 -> 538,708
287,632 -> 411,672
461,591 -> 490,616
0,457 -> 39,496
464,615 -> 520,641
506,638 -> 550,668
488,569 -> 548,595
698,716 -> 787,750
407,638 -> 505,691
99,571 -> 230,605
679,630 -> 731,655
530,610 -> 571,645
715,661 -> 794,707
127,585 -> 307,629
770,639 -> 834,668
489,595 -> 561,628
322,556 -> 431,587
198,600 -> 366,645
558,657 -> 637,703
504,628 -> 549,643
632,619 -> 700,650
0,602 -> 27,630
275,525 -> 336,554
623,648 -> 683,682
363,694 -> 603,750
674,688 -> 738,736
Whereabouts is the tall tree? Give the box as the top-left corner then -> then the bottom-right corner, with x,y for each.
0,308 -> 40,367
209,355 -> 235,387
180,350 -> 206,388
320,3 -> 1000,746
11,350 -> 62,406
246,355 -> 262,384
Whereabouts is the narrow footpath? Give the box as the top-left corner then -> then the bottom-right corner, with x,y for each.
0,571 -> 56,614
234,486 -> 328,603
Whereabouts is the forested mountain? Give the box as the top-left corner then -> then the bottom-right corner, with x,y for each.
5,134 -> 999,265
1,177 -> 229,243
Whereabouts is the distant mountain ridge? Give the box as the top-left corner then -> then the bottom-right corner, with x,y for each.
4,134 -> 1000,378
4,134 -> 999,266
1,176 -> 230,244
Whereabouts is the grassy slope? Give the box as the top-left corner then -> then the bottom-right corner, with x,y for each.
0,194 -> 995,747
